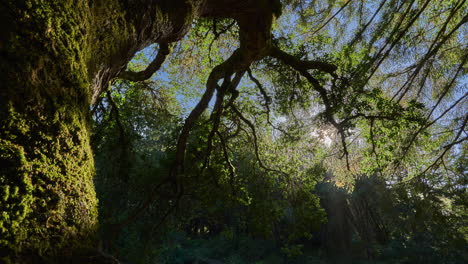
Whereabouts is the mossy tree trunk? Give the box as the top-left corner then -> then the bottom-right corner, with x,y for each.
0,1 -> 98,262
0,0 -> 197,262
0,0 -> 282,262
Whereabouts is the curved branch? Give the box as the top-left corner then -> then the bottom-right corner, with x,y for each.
269,46 -> 337,75
247,68 -> 271,105
195,71 -> 245,179
247,68 -> 294,138
231,104 -> 288,176
269,47 -> 350,169
173,49 -> 247,178
208,20 -> 237,64
118,43 -> 170,81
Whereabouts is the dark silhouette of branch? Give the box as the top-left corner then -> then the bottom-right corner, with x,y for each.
362,0 -> 431,85
246,68 -> 292,137
231,104 -> 289,176
349,0 -> 388,46
216,131 -> 236,195
392,60 -> 467,169
200,71 -> 245,175
270,48 -> 350,169
119,43 -> 170,81
310,0 -> 354,36
269,46 -> 338,75
208,20 -> 237,64
418,114 -> 467,177
106,90 -> 125,144
393,5 -> 468,102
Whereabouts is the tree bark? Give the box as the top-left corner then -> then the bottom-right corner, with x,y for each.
0,0 -> 195,262
0,0 -> 279,262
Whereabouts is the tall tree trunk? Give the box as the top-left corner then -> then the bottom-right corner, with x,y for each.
0,0 -> 195,262
0,1 -> 99,262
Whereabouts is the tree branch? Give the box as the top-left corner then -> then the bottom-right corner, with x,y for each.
310,0 -> 354,36
269,47 -> 350,168
200,71 -> 244,175
119,43 -> 170,81
106,90 -> 125,143
418,115 -> 467,177
231,104 -> 289,176
216,131 -> 236,195
247,68 -> 294,138
269,46 -> 338,75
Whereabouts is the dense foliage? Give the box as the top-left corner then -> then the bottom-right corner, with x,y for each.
90,1 -> 467,263
2,0 -> 465,263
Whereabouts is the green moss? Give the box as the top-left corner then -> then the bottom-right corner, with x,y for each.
1,185 -> 9,202
0,0 -> 101,261
87,0 -> 136,75
0,104 -> 99,260
0,0 -> 195,261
